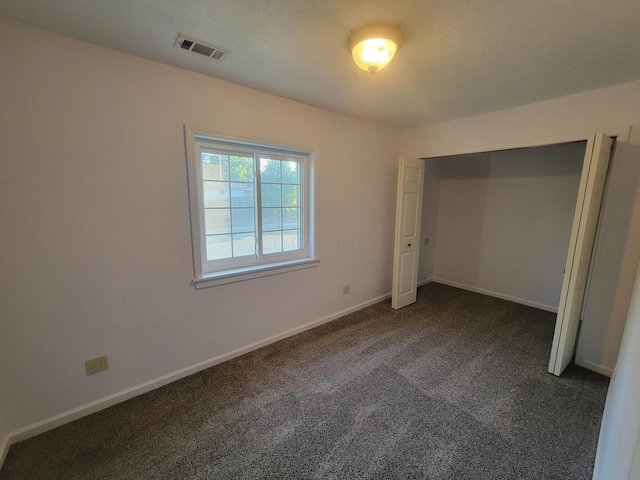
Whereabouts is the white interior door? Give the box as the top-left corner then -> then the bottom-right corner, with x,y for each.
548,133 -> 613,376
392,157 -> 425,310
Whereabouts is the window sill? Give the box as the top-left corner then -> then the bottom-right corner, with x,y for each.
193,258 -> 319,289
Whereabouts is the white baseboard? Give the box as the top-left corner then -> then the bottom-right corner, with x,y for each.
432,278 -> 558,313
576,359 -> 614,378
418,277 -> 434,287
3,291 -> 392,453
0,434 -> 9,471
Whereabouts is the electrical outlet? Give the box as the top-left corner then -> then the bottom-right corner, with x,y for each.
343,285 -> 350,295
85,355 -> 109,376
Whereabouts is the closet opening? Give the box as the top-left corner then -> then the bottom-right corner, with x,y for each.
393,127 -> 634,377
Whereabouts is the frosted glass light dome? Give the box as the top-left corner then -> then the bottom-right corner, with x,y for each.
347,24 -> 403,74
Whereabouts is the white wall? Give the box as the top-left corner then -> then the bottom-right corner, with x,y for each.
401,80 -> 640,158
431,143 -> 584,311
0,19 -> 401,441
401,81 -> 640,376
593,260 -> 640,480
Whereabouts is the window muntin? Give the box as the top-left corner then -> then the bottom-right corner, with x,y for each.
187,130 -> 314,281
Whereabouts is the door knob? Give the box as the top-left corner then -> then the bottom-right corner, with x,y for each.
408,243 -> 411,247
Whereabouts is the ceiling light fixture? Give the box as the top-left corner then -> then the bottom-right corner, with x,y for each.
347,24 -> 403,74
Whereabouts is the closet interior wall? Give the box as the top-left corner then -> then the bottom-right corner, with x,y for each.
427,142 -> 585,310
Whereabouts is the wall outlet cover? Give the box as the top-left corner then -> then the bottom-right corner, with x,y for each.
85,355 -> 109,376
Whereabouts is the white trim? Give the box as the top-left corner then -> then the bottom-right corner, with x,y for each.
433,277 -> 558,313
0,434 -> 9,471
421,125 -> 631,159
576,359 -> 614,378
185,125 -> 318,155
193,258 -> 319,289
418,277 -> 434,287
184,125 -> 317,285
3,291 -> 391,447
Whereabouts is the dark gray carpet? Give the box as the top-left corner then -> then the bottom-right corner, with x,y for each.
0,283 -> 609,479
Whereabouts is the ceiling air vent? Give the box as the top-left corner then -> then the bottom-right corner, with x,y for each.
175,33 -> 231,62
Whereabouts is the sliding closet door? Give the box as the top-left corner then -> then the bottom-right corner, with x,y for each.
549,133 -> 613,376
392,157 -> 425,309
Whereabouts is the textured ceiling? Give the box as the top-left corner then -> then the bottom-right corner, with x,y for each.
2,0 -> 640,129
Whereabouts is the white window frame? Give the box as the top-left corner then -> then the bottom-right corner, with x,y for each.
185,126 -> 318,288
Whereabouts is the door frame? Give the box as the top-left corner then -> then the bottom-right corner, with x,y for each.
421,127 -> 629,159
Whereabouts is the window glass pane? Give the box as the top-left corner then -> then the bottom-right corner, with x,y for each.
283,229 -> 301,252
282,161 -> 300,184
282,208 -> 300,229
193,136 -> 310,276
203,181 -> 230,208
230,156 -> 254,182
230,183 -> 254,208
205,209 -> 231,235
231,208 -> 255,234
261,184 -> 281,207
282,185 -> 299,207
263,231 -> 282,254
233,233 -> 256,257
206,234 -> 232,260
202,153 -> 229,181
262,208 -> 282,231
260,158 -> 281,183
